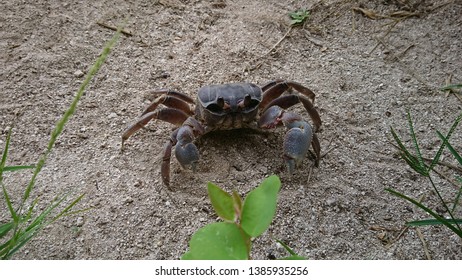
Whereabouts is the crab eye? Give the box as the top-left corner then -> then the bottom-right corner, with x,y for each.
206,97 -> 225,113
206,104 -> 222,113
238,94 -> 259,111
217,97 -> 225,108
243,94 -> 252,107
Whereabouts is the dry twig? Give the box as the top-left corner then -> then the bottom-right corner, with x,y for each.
416,227 -> 432,260
246,26 -> 293,72
97,21 -> 133,37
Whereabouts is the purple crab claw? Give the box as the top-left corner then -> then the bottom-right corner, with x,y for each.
174,125 -> 200,172
283,120 -> 313,174
259,105 -> 320,173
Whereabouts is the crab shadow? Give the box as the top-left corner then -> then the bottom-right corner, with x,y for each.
169,127 -> 317,192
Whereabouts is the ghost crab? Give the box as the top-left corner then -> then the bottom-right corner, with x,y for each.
122,79 -> 322,188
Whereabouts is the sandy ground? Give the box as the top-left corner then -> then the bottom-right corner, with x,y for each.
1,0 -> 461,259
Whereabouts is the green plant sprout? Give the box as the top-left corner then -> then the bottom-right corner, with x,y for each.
182,175 -> 305,260
387,111 -> 462,239
0,26 -> 122,259
289,9 -> 310,26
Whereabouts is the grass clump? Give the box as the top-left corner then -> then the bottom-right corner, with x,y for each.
0,27 -> 122,259
387,111 -> 462,239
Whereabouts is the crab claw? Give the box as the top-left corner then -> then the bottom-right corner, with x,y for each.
174,125 -> 200,172
283,120 -> 313,174
259,105 -> 319,173
257,105 -> 283,129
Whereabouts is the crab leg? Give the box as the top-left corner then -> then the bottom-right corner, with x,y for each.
121,108 -> 189,147
142,89 -> 195,116
258,105 -> 320,173
160,117 -> 205,188
260,80 -> 315,108
260,79 -> 283,92
161,131 -> 176,189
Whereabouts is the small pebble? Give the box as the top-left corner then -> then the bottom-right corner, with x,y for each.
326,198 -> 337,206
76,217 -> 84,227
108,112 -> 118,119
73,70 -> 85,78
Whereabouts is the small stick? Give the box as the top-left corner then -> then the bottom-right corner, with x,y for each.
431,168 -> 462,191
369,19 -> 400,55
385,225 -> 409,249
444,74 -> 453,97
320,135 -> 336,159
262,26 -> 293,58
386,194 -> 426,249
415,227 -> 432,260
248,26 -> 293,71
97,21 -> 133,37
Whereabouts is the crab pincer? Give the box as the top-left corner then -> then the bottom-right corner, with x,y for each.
259,105 -> 320,173
174,125 -> 200,172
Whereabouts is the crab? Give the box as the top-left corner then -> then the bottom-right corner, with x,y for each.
122,79 -> 322,188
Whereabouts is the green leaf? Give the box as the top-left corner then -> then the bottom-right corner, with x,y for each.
407,219 -> 462,227
207,182 -> 236,222
241,175 -> 281,237
289,9 -> 310,26
181,222 -> 249,260
232,190 -> 243,217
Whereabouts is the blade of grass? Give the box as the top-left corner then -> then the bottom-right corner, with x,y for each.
406,111 -> 428,176
3,227 -> 40,259
390,126 -> 427,175
1,195 -> 61,258
436,131 -> 462,166
1,25 -> 123,259
430,112 -> 462,170
2,185 -> 18,223
451,184 -> 462,212
276,239 -> 297,256
0,128 -> 13,183
21,25 -> 123,206
386,188 -> 462,238
3,192 -> 85,259
49,193 -> 86,223
407,219 -> 462,227
0,222 -> 13,239
3,165 -> 36,172
440,84 -> 462,91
